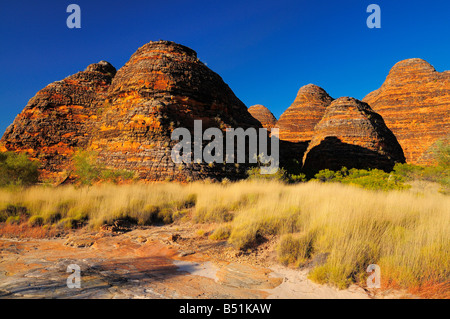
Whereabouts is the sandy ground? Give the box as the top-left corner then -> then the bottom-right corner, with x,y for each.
0,223 -> 409,299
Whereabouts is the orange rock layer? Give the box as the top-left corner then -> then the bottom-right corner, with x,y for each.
248,105 -> 276,129
276,84 -> 333,143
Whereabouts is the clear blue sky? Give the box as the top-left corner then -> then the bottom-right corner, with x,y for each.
1,0 -> 449,135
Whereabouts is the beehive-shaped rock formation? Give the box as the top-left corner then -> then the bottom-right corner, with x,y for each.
276,84 -> 333,143
363,58 -> 450,165
90,41 -> 261,181
303,97 -> 405,172
0,61 -> 116,179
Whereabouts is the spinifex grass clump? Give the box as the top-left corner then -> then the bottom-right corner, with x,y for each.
0,180 -> 448,296
0,184 -> 197,229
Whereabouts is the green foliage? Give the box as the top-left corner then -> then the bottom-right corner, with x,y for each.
432,139 -> 450,168
312,141 -> 449,193
72,150 -> 102,185
57,217 -> 76,229
247,167 -> 288,182
394,143 -> 450,192
72,150 -> 135,185
246,167 -> 306,184
101,169 -> 135,183
314,169 -> 344,182
0,152 -> 39,187
28,215 -> 44,227
314,167 -> 408,191
0,204 -> 29,222
6,215 -> 21,225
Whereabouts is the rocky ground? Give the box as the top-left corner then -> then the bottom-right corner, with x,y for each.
0,222 -> 409,299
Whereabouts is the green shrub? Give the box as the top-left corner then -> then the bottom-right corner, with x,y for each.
313,167 -> 408,191
0,152 -> 39,187
0,204 -> 29,222
6,215 -> 20,224
45,211 -> 62,224
288,173 -> 307,183
28,215 -> 44,227
72,150 -> 135,185
72,150 -> 102,185
57,217 -> 76,229
247,167 -> 288,182
432,139 -> 450,168
314,169 -> 344,182
247,167 -> 305,183
394,161 -> 449,191
101,169 -> 135,183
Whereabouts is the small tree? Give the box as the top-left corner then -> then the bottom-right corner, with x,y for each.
0,152 -> 39,187
72,150 -> 135,185
433,140 -> 450,168
72,150 -> 102,185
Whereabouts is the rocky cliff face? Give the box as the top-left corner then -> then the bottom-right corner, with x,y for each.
90,40 -> 261,181
248,105 -> 277,130
276,84 -> 333,143
303,97 -> 405,173
0,61 -> 116,179
363,58 -> 450,165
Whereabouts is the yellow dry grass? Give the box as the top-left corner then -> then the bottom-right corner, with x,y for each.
0,180 -> 448,294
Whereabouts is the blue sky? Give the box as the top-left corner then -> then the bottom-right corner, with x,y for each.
1,0 -> 449,135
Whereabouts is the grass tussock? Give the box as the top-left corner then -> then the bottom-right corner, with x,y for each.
0,184 -> 197,229
0,180 -> 448,296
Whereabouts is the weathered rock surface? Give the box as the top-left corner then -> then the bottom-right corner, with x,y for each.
0,61 -> 116,180
303,97 -> 405,173
248,105 -> 277,130
363,58 -> 450,165
276,84 -> 333,143
0,225 -> 382,299
90,40 -> 261,181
